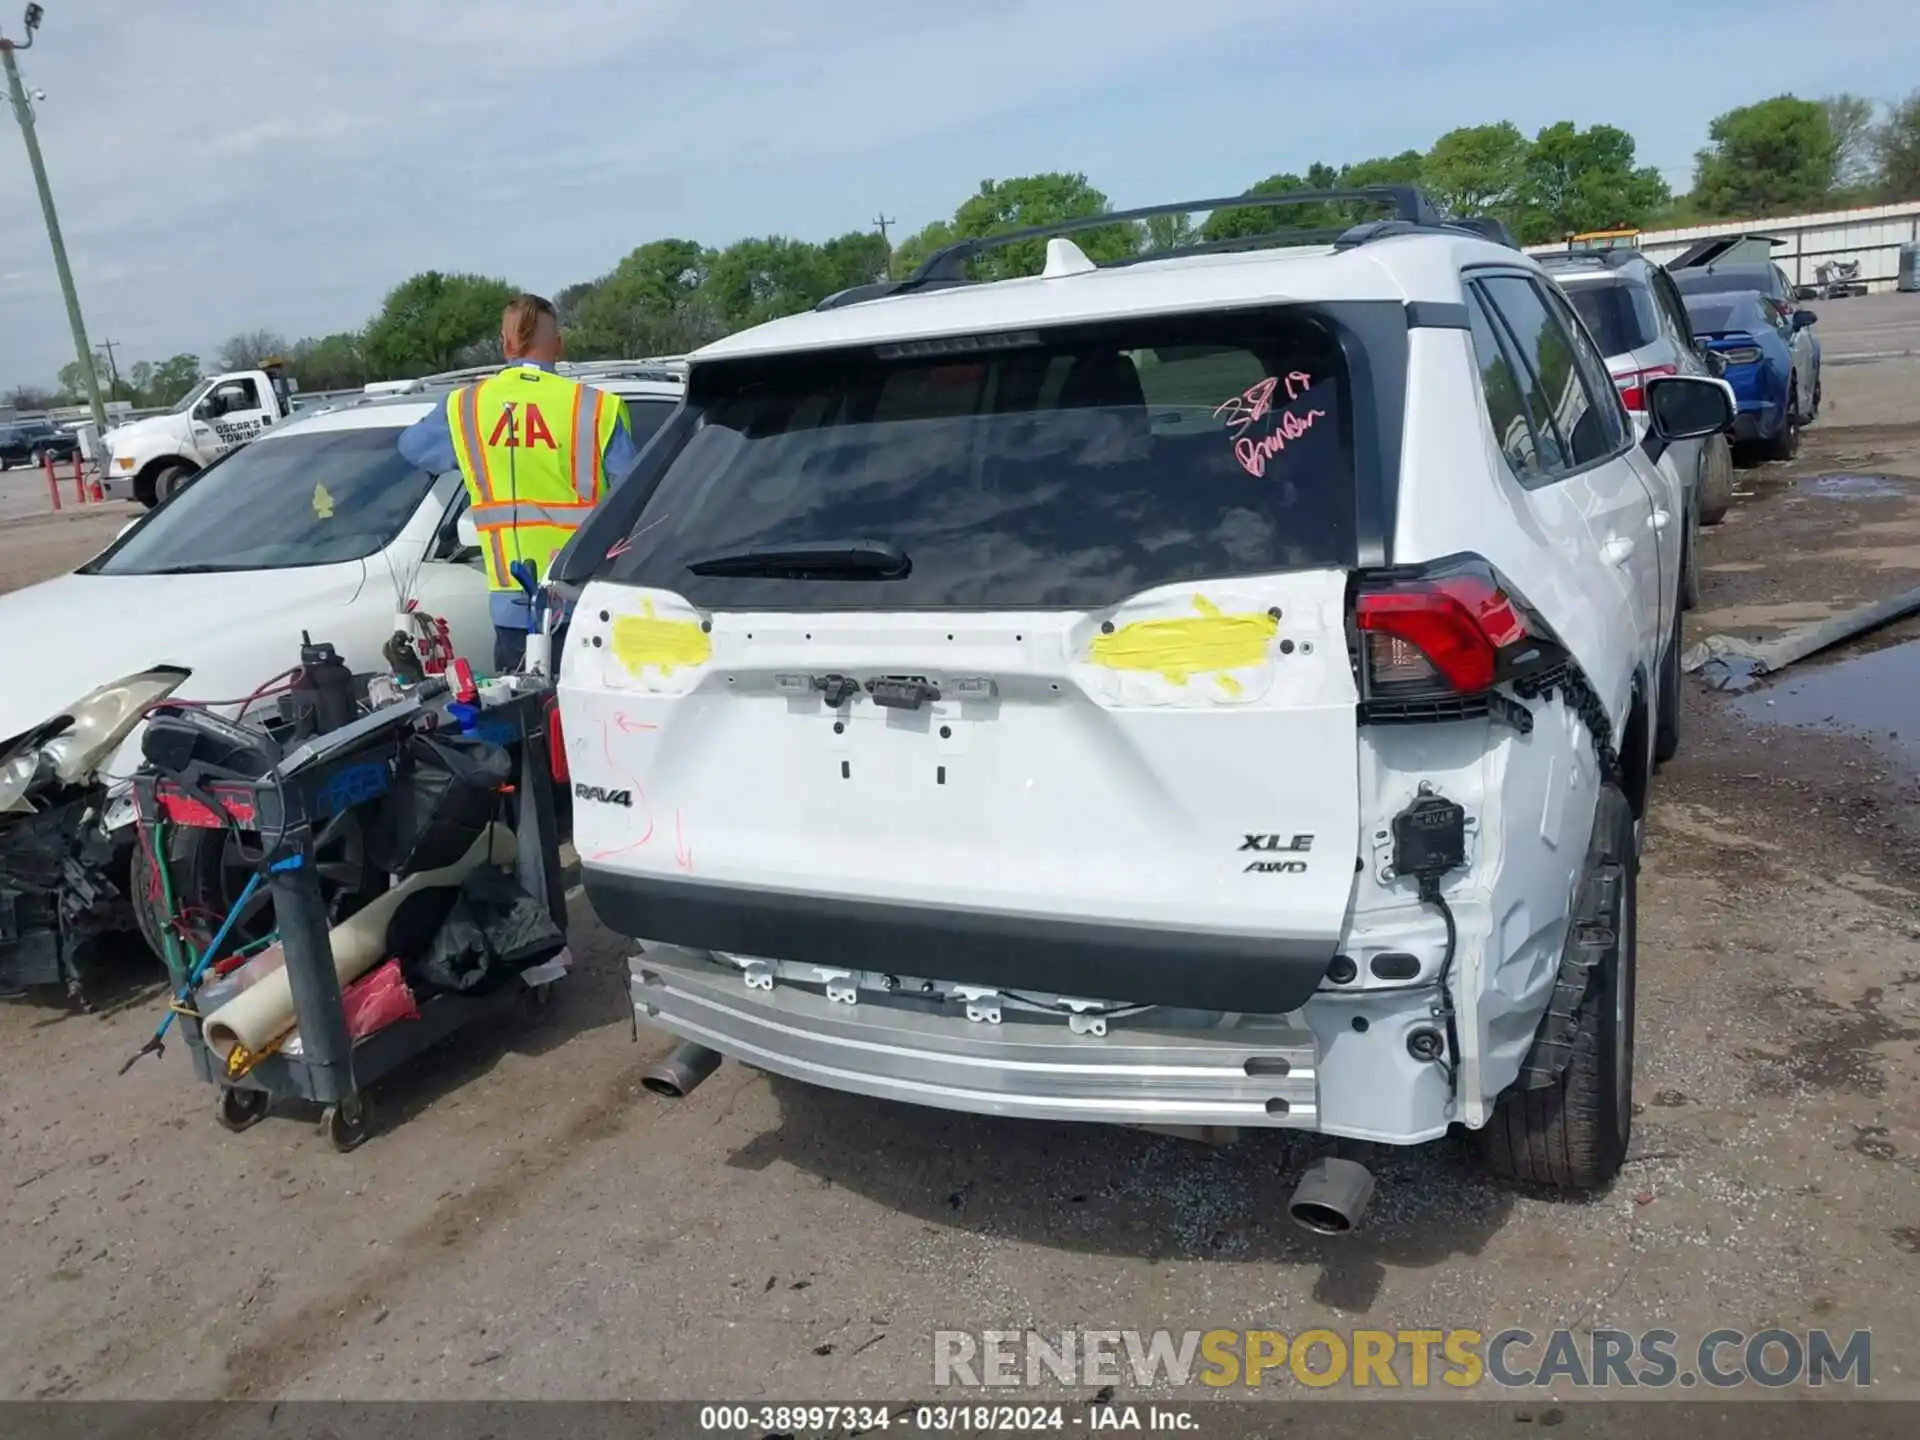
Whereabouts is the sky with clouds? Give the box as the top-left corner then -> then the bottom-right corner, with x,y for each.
3,0 -> 1917,390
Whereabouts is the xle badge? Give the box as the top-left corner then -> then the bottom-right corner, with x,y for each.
1241,832 -> 1312,875
575,783 -> 633,808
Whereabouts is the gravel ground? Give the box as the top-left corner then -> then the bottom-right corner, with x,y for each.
3,360 -> 1919,1412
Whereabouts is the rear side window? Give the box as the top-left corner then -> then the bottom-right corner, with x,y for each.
1564,279 -> 1659,356
603,311 -> 1356,609
1466,289 -> 1564,481
1479,276 -> 1622,468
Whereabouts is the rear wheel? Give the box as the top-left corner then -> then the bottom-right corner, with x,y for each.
1679,505 -> 1701,612
1697,434 -> 1733,527
1475,784 -> 1637,1191
1760,385 -> 1800,462
1654,608 -> 1683,764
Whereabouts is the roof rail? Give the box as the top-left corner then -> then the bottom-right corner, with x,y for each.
406,356 -> 689,389
815,188 -> 1516,311
906,186 -> 1441,283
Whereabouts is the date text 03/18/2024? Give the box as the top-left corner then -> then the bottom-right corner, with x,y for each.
696,1403 -> 1197,1432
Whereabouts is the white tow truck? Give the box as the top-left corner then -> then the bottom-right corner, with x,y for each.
101,361 -> 298,507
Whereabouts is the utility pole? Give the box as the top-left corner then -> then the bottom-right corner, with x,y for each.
872,213 -> 896,280
2,5 -> 109,433
99,336 -> 121,394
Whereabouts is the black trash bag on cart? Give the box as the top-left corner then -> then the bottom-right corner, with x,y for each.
363,731 -> 511,879
401,866 -> 565,998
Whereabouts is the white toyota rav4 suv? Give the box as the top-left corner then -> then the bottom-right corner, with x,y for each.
553,189 -> 1734,1228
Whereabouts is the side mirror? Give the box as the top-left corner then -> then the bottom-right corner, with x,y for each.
1642,375 -> 1735,463
1793,308 -> 1818,330
437,510 -> 484,563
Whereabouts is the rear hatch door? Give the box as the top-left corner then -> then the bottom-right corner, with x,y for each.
562,310 -> 1370,1013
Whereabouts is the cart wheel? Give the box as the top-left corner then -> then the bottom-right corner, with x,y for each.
519,983 -> 554,1023
321,1097 -> 374,1153
216,1087 -> 270,1133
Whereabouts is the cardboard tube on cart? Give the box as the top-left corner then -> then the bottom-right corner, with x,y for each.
199,823 -> 517,1061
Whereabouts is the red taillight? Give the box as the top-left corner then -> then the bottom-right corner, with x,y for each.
1352,556 -> 1569,721
1612,363 -> 1677,412
1356,574 -> 1525,694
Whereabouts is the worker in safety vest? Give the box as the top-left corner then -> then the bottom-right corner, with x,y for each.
397,294 -> 642,671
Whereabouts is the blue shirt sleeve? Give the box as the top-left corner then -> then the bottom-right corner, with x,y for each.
397,406 -> 458,474
599,402 -> 641,490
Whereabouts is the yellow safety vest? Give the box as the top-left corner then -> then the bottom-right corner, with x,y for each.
446,366 -> 631,592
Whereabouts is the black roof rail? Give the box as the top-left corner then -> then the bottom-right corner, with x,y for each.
905,186 -> 1441,283
811,187 -> 1520,312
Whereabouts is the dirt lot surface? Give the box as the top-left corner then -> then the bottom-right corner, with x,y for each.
0,464 -> 136,591
3,335 -> 1920,1415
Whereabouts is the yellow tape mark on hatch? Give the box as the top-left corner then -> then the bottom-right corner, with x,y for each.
609,599 -> 712,676
1088,595 -> 1277,684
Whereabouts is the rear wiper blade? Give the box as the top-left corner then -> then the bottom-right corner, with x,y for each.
685,539 -> 911,580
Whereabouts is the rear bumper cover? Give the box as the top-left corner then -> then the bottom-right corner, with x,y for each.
633,942 -> 1323,1128
586,869 -> 1338,1015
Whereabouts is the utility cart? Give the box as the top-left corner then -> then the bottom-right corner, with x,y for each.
129,675 -> 569,1151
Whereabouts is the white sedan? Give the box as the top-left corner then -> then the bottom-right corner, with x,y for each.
0,372 -> 682,974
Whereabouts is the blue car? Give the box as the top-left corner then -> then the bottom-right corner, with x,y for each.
1680,289 -> 1814,461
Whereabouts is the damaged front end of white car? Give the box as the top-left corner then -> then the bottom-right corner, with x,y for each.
0,669 -> 189,1002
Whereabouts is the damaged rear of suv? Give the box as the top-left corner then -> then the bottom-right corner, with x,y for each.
555,190 -> 1734,1224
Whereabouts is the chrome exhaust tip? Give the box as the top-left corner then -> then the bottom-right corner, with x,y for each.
642,1041 -> 722,1099
1288,1157 -> 1376,1235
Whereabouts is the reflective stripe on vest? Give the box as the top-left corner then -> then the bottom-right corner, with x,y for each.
443,368 -> 626,592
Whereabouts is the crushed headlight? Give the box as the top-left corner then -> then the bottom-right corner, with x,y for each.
33,669 -> 191,786
0,750 -> 41,812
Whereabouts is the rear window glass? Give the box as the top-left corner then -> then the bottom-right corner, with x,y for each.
602,311 -> 1355,609
1671,268 -> 1771,296
1684,298 -> 1762,333
1563,279 -> 1659,356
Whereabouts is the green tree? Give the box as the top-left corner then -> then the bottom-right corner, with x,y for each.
702,237 -> 841,331
361,271 -> 516,378
1203,164 -> 1349,242
287,332 -> 370,392
890,219 -> 957,278
818,230 -> 891,294
1825,93 -> 1880,193
1872,88 -> 1920,201
5,384 -> 64,411
565,239 -> 720,358
1341,150 -> 1426,190
1423,121 -> 1531,218
1516,122 -> 1670,243
218,329 -> 288,371
942,173 -> 1137,279
1141,212 -> 1196,253
141,354 -> 204,406
1690,95 -> 1837,218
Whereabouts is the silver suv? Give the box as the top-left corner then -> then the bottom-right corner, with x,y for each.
1541,249 -> 1734,609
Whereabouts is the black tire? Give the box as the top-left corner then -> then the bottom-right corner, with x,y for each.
216,1086 -> 270,1132
1697,435 -> 1733,527
152,462 -> 194,503
1760,386 -> 1800,462
1654,610 -> 1682,764
1679,506 -> 1701,612
323,1097 -> 374,1153
1475,784 -> 1637,1191
130,811 -> 386,968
